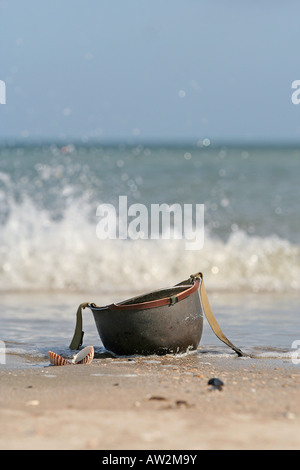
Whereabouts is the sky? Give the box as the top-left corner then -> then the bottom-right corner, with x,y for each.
1,0 -> 300,144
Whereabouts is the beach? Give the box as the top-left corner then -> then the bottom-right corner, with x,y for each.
1,353 -> 299,450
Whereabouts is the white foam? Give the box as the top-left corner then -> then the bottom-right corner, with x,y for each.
0,192 -> 299,294
255,350 -> 296,359
5,347 -> 46,358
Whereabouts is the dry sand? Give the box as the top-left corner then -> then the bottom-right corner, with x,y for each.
0,353 -> 300,450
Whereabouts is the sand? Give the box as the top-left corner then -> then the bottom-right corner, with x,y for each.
0,353 -> 300,450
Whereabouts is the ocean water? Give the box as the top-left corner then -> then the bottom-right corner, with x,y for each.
0,142 -> 299,367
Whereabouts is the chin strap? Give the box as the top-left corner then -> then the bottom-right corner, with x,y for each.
69,302 -> 89,350
190,272 -> 247,357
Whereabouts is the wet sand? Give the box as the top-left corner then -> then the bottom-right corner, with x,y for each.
0,353 -> 300,450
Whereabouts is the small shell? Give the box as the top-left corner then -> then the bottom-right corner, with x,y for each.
48,351 -> 72,366
73,345 -> 94,365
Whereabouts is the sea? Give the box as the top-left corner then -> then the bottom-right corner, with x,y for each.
0,142 -> 299,368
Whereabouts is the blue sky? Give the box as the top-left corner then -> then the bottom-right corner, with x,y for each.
1,0 -> 300,144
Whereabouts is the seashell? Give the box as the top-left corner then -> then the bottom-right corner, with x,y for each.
48,351 -> 72,366
73,345 -> 94,365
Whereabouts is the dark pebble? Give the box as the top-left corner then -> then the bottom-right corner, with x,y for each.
208,378 -> 224,390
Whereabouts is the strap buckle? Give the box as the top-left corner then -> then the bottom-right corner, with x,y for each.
169,295 -> 179,305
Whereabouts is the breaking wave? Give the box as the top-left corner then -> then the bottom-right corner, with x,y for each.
0,194 -> 299,294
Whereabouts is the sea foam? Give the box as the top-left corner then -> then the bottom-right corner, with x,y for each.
0,193 -> 299,293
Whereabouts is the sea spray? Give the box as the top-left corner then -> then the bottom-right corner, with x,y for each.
0,143 -> 299,293
0,194 -> 299,293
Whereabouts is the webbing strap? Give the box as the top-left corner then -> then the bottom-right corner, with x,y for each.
196,273 -> 247,357
69,302 -> 89,350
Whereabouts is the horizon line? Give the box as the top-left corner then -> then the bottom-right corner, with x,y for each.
1,137 -> 300,149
